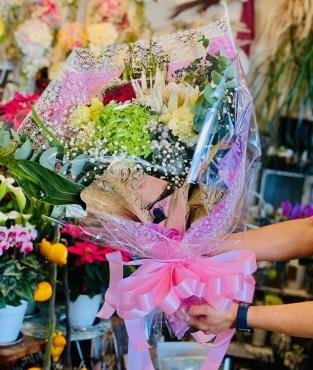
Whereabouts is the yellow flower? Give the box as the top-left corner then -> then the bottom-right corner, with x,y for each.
160,105 -> 198,146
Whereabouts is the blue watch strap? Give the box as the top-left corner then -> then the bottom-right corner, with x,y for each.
236,302 -> 254,333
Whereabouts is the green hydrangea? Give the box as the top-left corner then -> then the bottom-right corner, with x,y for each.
94,103 -> 153,158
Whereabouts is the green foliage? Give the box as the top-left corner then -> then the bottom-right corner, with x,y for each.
254,33 -> 313,141
0,117 -> 85,207
67,260 -> 110,301
0,253 -> 46,308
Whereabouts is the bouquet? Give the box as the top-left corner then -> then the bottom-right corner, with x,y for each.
12,15 -> 260,370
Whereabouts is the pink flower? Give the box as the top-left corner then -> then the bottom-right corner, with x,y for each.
0,241 -> 10,255
0,92 -> 39,130
0,227 -> 9,241
94,0 -> 126,24
21,241 -> 34,253
207,36 -> 236,60
30,0 -> 61,28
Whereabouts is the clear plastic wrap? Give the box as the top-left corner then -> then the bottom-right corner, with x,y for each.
21,15 -> 261,370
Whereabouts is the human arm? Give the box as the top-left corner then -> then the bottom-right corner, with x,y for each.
188,301 -> 313,338
219,217 -> 313,261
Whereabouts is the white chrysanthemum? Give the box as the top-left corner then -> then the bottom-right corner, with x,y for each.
15,19 -> 53,57
87,22 -> 118,52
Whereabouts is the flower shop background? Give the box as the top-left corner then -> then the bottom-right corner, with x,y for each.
0,0 -> 312,370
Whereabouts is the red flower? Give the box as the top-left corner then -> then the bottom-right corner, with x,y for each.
68,241 -> 131,266
0,92 -> 39,130
61,223 -> 85,238
102,81 -> 136,105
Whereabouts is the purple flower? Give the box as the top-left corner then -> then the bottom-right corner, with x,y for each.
281,200 -> 293,218
290,204 -> 303,219
302,204 -> 313,218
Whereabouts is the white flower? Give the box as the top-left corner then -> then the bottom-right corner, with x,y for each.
87,22 -> 118,52
15,19 -> 53,57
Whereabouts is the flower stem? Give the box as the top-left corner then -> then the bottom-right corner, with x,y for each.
43,226 -> 60,370
43,262 -> 57,370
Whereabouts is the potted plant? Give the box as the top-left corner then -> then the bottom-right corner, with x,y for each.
248,0 -> 313,169
59,223 -> 131,327
0,173 -> 48,343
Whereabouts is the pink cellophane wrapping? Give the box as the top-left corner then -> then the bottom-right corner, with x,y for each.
21,16 -> 261,370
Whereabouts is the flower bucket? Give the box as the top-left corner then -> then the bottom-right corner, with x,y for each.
69,294 -> 102,327
0,300 -> 27,344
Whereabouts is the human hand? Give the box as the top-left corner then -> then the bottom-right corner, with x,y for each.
188,302 -> 238,335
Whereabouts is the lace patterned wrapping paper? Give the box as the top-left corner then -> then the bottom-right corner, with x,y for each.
20,17 -> 261,370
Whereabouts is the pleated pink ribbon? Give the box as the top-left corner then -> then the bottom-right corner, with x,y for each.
97,249 -> 257,370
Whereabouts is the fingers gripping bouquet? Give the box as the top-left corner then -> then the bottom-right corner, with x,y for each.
22,17 -> 260,370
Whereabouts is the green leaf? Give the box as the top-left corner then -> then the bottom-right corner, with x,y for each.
18,160 -> 84,205
0,295 -> 5,309
0,130 -> 10,149
198,35 -> 209,49
217,56 -> 229,70
39,147 -> 58,170
70,154 -> 89,179
192,94 -> 209,133
225,65 -> 236,79
10,129 -> 21,143
225,80 -> 237,89
203,85 -> 220,105
211,70 -> 223,85
21,255 -> 41,270
15,281 -> 34,302
203,85 -> 214,101
14,139 -> 33,160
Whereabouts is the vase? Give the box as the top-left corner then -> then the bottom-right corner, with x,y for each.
0,300 -> 28,344
69,294 -> 102,327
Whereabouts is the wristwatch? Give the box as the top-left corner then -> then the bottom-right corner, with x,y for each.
235,302 -> 254,333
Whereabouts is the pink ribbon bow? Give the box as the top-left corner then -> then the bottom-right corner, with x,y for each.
98,249 -> 256,370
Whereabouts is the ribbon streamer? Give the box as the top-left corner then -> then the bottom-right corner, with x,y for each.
98,249 -> 256,370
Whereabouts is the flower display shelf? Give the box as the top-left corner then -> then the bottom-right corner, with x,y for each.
22,304 -> 111,342
0,335 -> 45,370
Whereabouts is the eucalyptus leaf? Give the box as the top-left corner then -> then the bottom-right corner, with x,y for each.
192,94 -> 209,133
39,147 -> 58,170
70,154 -> 89,179
0,130 -> 10,149
225,80 -> 237,89
10,129 -> 20,143
14,139 -> 33,160
225,65 -> 236,79
211,70 -> 223,85
203,85 -> 214,102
